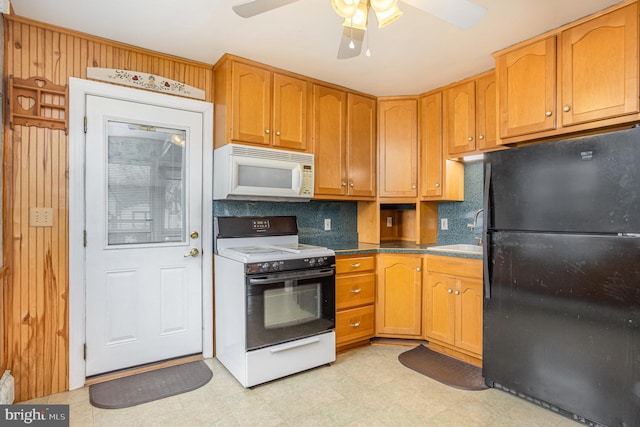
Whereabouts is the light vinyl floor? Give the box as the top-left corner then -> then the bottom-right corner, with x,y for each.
27,344 -> 580,426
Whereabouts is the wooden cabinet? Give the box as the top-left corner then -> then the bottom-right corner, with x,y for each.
496,3 -> 639,143
335,255 -> 376,351
376,254 -> 422,337
444,70 -> 498,157
314,90 -> 376,199
425,255 -> 483,364
419,91 -> 464,201
214,57 -> 310,151
378,98 -> 418,199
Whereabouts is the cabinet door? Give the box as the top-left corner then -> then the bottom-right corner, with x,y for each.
424,272 -> 455,345
347,94 -> 376,198
378,99 -> 418,197
445,81 -> 476,156
455,277 -> 483,355
561,4 -> 639,126
272,73 -> 309,151
231,62 -> 272,145
497,37 -> 556,139
313,85 -> 348,196
420,92 -> 443,198
376,254 -> 422,336
475,73 -> 498,151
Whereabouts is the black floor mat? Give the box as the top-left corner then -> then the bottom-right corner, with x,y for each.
398,344 -> 487,391
89,360 -> 213,409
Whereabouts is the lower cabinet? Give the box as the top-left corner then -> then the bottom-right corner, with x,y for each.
335,254 -> 376,352
375,254 -> 423,337
424,254 -> 483,365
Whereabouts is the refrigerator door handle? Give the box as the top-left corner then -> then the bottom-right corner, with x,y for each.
483,161 -> 492,299
483,232 -> 492,299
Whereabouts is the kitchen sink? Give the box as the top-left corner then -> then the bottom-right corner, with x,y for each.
427,244 -> 483,255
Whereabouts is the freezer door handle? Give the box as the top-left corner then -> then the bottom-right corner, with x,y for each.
483,161 -> 492,299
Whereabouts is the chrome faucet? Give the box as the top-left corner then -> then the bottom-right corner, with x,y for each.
467,209 -> 484,232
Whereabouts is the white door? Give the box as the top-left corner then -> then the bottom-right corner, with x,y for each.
84,95 -> 203,376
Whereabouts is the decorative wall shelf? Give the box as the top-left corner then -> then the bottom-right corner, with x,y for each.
8,76 -> 68,133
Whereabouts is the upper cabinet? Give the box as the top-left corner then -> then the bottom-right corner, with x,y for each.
314,88 -> 376,200
444,70 -> 499,157
419,91 -> 463,201
214,57 -> 310,151
495,2 -> 639,143
378,97 -> 418,199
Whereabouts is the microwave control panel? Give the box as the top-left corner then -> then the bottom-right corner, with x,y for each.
301,164 -> 314,196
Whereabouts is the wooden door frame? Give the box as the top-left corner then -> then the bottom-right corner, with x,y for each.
68,78 -> 213,390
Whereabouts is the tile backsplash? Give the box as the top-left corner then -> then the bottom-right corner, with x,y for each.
437,160 -> 484,245
214,200 -> 358,247
214,160 -> 484,249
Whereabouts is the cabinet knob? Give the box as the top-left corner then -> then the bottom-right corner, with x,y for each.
416,267 -> 421,272
454,290 -> 460,295
349,288 -> 362,294
349,322 -> 361,328
341,182 -> 347,187
349,182 -> 354,187
275,131 -> 281,136
545,111 -> 552,117
563,106 -> 571,112
265,129 -> 270,134
435,183 -> 440,188
412,185 -> 416,189
448,289 -> 453,293
467,136 -> 473,141
478,135 -> 485,140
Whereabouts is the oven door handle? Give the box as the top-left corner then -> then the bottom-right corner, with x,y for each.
248,268 -> 335,285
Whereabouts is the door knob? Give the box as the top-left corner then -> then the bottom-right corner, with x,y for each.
184,248 -> 200,258
190,231 -> 199,239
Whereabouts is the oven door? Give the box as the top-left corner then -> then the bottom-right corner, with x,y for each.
246,267 -> 335,351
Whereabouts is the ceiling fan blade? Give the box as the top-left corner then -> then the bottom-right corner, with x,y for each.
401,0 -> 487,30
337,27 -> 365,60
232,0 -> 300,18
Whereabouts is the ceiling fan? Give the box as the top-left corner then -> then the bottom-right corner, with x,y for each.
232,0 -> 487,59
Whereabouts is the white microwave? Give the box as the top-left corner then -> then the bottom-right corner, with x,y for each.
214,144 -> 314,201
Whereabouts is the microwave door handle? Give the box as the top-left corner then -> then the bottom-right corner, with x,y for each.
249,269 -> 335,285
292,166 -> 302,194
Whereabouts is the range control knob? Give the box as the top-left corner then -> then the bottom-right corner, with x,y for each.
317,257 -> 325,266
261,262 -> 270,272
271,262 -> 280,271
308,258 -> 316,266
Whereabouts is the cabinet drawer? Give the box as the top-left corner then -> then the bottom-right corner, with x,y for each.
336,273 -> 375,310
336,256 -> 375,274
336,305 -> 375,346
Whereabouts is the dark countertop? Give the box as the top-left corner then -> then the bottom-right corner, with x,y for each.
330,241 -> 483,259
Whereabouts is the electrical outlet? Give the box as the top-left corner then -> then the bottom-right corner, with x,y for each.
440,218 -> 448,230
324,218 -> 331,231
30,207 -> 54,227
386,216 -> 393,227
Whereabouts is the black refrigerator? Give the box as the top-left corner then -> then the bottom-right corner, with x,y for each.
483,127 -> 640,427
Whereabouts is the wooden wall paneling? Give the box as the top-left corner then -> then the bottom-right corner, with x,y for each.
3,15 -> 213,402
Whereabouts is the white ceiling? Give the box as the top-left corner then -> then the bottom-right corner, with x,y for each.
10,0 -> 624,96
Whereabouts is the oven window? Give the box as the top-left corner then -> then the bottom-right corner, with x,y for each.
264,281 -> 321,329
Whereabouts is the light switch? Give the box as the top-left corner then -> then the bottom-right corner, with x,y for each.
30,208 -> 54,227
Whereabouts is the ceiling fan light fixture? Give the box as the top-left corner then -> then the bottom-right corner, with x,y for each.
369,0 -> 396,13
374,3 -> 402,28
331,0 -> 360,18
342,0 -> 369,30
